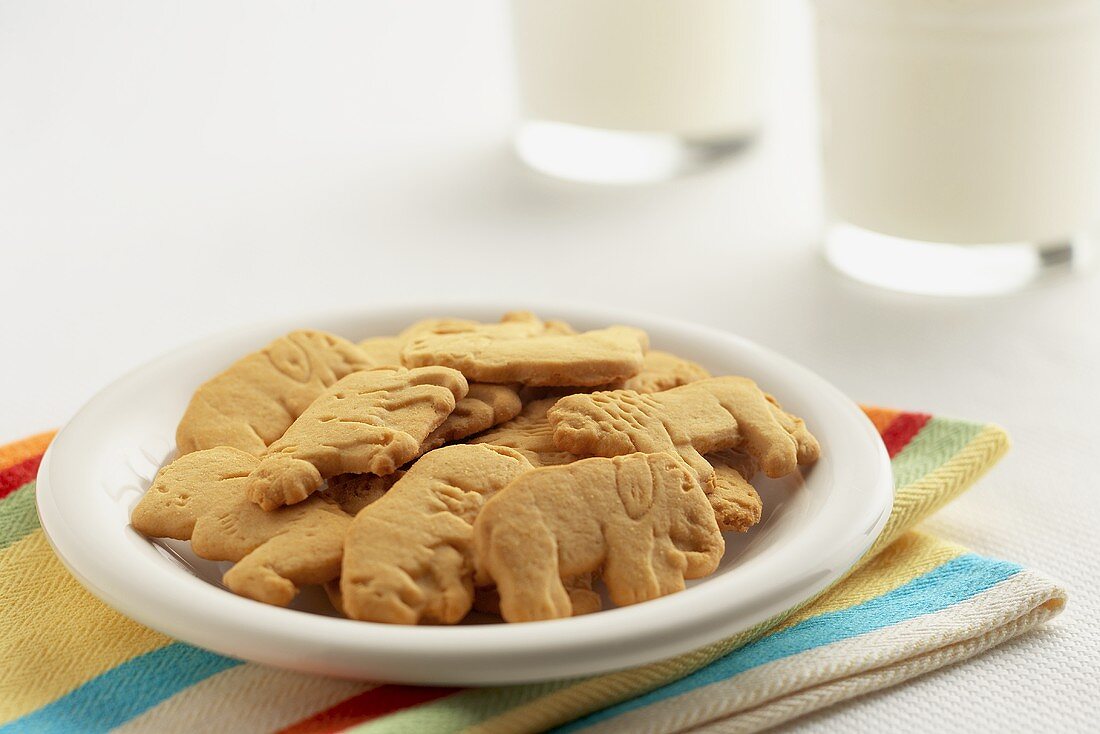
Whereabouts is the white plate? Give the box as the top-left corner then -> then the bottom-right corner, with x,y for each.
36,303 -> 892,685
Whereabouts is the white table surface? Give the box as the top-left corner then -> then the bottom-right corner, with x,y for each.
2,1 -> 1096,731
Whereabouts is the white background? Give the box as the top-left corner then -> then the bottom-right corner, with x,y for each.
2,1 -> 1097,730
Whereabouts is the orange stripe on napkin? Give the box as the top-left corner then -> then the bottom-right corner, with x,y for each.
0,432 -> 55,473
860,407 -> 901,436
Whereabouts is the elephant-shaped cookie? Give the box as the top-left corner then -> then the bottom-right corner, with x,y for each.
131,447 -> 351,606
473,452 -> 724,622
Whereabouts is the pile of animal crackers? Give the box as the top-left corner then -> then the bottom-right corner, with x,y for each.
132,312 -> 819,624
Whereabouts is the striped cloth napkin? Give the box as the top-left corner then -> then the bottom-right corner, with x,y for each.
0,409 -> 1066,734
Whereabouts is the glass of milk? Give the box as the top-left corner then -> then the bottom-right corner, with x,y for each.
510,0 -> 765,184
815,0 -> 1100,296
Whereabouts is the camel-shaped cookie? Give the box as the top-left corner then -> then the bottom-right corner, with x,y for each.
176,330 -> 375,456
245,366 -> 468,510
401,312 -> 648,387
341,444 -> 533,624
131,447 -> 351,606
474,452 -> 724,622
548,376 -> 820,485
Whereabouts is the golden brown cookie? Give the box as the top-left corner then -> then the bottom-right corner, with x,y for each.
469,398 -> 576,467
474,452 -> 724,622
356,336 -> 404,368
176,330 -> 374,456
516,347 -> 705,400
324,578 -> 346,616
617,350 -> 711,393
340,444 -> 533,624
131,447 -> 351,606
706,449 -> 762,532
246,366 -> 468,510
323,472 -> 402,515
360,315 -> 531,366
358,319 -> 482,368
399,317 -> 483,340
420,383 -> 522,454
548,376 -> 820,489
472,573 -> 602,617
359,328 -> 523,449
516,384 -> 607,403
400,314 -> 649,387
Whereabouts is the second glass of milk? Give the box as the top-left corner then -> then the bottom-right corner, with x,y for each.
511,0 -> 765,184
816,0 -> 1100,296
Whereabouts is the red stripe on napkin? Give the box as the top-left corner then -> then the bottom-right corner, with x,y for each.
0,453 -> 43,500
277,685 -> 462,734
881,413 -> 932,458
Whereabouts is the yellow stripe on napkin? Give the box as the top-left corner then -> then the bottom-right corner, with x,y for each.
0,531 -> 170,723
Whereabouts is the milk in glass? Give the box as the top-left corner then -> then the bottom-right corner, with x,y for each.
816,0 -> 1100,295
512,0 -> 765,183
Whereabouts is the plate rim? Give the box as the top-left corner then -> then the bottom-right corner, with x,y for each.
35,300 -> 893,684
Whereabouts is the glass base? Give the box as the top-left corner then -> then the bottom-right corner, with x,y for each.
824,222 -> 1093,297
515,120 -> 755,184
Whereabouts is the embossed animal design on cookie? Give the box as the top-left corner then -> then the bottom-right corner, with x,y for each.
176,330 -> 375,456
341,444 -> 533,624
547,377 -> 819,530
130,447 -> 351,606
474,452 -> 724,622
246,366 -> 468,510
469,398 -> 576,467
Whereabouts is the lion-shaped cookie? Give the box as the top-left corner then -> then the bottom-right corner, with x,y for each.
473,452 -> 724,622
176,330 -> 375,456
131,447 -> 351,606
548,376 -> 820,486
